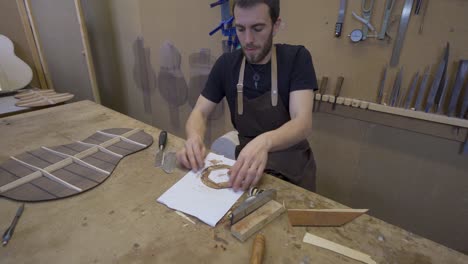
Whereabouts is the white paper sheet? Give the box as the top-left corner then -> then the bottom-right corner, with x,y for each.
156,153 -> 244,227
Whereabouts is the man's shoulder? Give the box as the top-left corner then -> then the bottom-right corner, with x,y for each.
276,43 -> 310,57
217,48 -> 243,65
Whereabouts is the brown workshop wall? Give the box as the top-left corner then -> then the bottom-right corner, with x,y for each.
0,0 -> 41,88
20,0 -> 468,254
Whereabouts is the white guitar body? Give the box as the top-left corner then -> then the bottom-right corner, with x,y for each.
0,34 -> 33,93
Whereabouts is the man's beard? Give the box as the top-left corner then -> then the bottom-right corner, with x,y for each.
242,32 -> 273,64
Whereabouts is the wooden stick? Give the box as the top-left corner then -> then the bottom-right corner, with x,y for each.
15,0 -> 48,89
303,232 -> 376,264
24,0 -> 54,90
74,0 -> 101,104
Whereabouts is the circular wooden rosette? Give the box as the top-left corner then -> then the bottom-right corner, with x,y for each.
200,164 -> 231,189
0,128 -> 153,202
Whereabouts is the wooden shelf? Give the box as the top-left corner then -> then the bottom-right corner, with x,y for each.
314,95 -> 468,143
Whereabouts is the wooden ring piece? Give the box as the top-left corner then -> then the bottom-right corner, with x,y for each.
200,164 -> 231,189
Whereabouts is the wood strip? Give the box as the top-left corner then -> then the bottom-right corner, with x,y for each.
303,232 -> 376,264
77,141 -> 123,158
97,130 -> 147,147
368,103 -> 468,128
15,0 -> 48,89
231,200 -> 285,242
24,0 -> 54,90
41,147 -> 110,175
287,209 -> 368,226
74,0 -> 101,104
10,157 -> 82,192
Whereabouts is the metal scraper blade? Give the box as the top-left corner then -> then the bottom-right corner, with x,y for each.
162,152 -> 177,174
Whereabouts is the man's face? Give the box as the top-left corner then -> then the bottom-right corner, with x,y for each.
234,3 -> 279,64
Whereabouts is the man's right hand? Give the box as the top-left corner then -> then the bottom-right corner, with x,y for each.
176,135 -> 206,171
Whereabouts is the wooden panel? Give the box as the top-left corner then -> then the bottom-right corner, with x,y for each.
287,209 -> 368,227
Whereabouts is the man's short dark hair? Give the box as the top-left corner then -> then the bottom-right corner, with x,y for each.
233,0 -> 280,24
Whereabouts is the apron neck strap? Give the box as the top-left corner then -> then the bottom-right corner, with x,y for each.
237,45 -> 278,115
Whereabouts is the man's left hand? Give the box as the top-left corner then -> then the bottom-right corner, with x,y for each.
229,134 -> 271,191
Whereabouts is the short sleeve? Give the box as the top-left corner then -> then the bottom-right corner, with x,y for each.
201,54 -> 226,103
289,47 -> 318,92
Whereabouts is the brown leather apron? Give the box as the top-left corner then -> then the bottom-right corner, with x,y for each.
234,46 -> 317,191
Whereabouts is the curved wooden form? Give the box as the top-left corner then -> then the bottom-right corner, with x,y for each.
200,164 -> 231,189
0,128 -> 153,202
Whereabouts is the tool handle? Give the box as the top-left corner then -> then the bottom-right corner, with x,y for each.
159,131 -> 167,150
335,23 -> 343,37
250,234 -> 265,264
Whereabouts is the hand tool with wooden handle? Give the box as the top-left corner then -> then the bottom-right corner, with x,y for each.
314,77 -> 328,112
250,234 -> 265,264
332,76 -> 344,110
155,130 -> 167,167
335,0 -> 347,37
2,203 -> 24,246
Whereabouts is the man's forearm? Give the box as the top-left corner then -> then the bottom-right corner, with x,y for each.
185,109 -> 208,141
262,116 -> 312,152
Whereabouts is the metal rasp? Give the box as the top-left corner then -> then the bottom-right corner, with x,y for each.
390,0 -> 414,67
314,77 -> 328,112
155,130 -> 167,167
425,43 -> 450,113
377,65 -> 387,104
335,0 -> 347,37
414,66 -> 431,111
403,71 -> 419,109
229,189 -> 276,225
448,60 -> 468,117
389,67 -> 403,107
332,76 -> 344,110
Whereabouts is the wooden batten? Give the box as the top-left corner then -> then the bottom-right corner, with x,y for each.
287,209 -> 368,226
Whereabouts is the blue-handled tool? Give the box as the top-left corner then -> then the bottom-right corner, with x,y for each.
2,203 -> 25,246
209,0 -> 229,8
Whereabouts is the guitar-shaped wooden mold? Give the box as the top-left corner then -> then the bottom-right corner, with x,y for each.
0,34 -> 33,93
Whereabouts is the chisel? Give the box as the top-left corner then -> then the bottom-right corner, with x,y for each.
389,67 -> 403,107
425,43 -> 449,113
155,130 -> 167,167
448,60 -> 468,117
403,71 -> 420,109
332,76 -> 344,110
335,0 -> 347,37
414,66 -> 431,111
377,66 -> 387,104
314,77 -> 328,112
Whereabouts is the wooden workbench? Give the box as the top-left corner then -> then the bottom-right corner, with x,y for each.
0,100 -> 466,263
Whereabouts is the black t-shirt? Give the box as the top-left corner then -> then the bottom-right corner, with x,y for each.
201,43 -> 318,128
